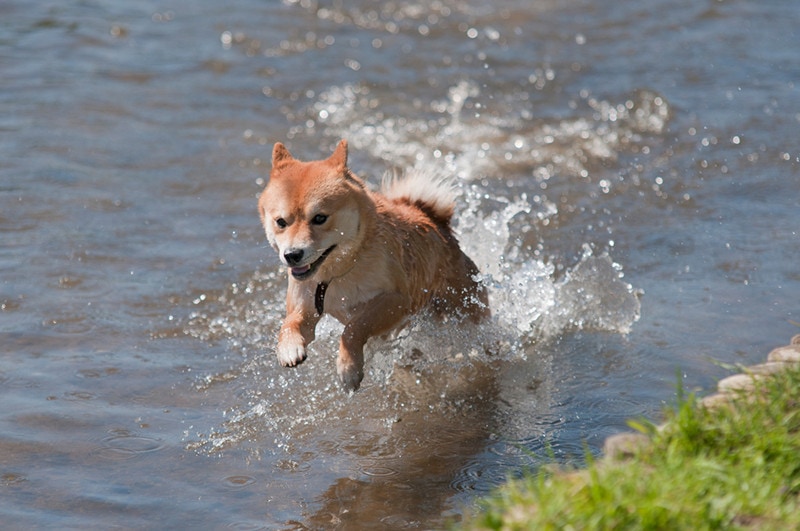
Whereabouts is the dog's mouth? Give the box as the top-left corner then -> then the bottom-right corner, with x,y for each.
290,245 -> 336,280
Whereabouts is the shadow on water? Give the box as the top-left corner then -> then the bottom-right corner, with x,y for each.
295,362 -> 503,529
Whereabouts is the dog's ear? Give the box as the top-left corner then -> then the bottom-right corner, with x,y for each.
327,139 -> 348,172
272,142 -> 294,167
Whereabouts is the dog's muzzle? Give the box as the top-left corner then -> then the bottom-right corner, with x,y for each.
286,245 -> 336,280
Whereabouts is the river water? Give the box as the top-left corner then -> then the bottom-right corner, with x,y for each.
1,0 -> 798,528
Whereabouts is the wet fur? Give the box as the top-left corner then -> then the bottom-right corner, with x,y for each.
258,140 -> 489,391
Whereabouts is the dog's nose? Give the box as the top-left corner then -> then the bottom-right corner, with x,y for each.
283,249 -> 304,266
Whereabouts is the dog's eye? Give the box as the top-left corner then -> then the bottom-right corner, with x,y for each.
311,214 -> 328,225
275,218 -> 287,229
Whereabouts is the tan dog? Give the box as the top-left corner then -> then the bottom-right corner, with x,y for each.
258,140 -> 489,390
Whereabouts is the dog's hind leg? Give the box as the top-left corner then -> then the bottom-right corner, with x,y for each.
337,292 -> 409,391
437,252 -> 490,323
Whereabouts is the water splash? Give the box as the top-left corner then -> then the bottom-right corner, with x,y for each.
311,81 -> 670,186
453,185 -> 640,340
183,80 -> 655,455
183,179 -> 641,455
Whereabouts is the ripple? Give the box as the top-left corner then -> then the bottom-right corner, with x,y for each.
225,522 -> 270,531
95,433 -> 164,461
222,475 -> 257,489
63,390 -> 97,401
45,314 -> 94,336
450,459 -> 510,495
380,514 -> 418,528
359,463 -> 398,478
76,367 -> 120,379
449,460 -> 484,493
2,472 -> 27,486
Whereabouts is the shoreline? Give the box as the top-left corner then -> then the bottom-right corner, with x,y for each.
603,334 -> 800,461
462,333 -> 800,530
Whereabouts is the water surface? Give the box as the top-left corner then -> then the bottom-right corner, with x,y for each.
1,0 -> 798,528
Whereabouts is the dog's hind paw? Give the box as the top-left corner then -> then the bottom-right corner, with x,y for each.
276,340 -> 307,367
336,360 -> 364,392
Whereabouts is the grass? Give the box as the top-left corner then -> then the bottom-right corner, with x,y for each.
460,363 -> 800,530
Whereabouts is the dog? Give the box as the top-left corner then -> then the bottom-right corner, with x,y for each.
258,139 -> 489,390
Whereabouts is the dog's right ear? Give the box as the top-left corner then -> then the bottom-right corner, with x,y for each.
272,142 -> 294,167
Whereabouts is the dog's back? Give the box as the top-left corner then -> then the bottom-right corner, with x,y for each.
372,171 -> 488,322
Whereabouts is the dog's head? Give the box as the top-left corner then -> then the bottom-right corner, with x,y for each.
258,140 -> 367,281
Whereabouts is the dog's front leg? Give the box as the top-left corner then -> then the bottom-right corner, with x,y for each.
338,292 -> 408,391
277,310 -> 318,367
277,285 -> 319,367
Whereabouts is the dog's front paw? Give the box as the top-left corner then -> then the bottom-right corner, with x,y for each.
276,338 -> 307,367
336,358 -> 364,392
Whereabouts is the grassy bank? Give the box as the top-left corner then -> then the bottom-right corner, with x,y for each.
461,346 -> 800,530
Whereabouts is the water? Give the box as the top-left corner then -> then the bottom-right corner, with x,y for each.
1,0 -> 798,528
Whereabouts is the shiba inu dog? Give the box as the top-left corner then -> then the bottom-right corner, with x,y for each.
258,139 -> 489,391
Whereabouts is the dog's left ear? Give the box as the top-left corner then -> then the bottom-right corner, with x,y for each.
272,142 -> 295,167
328,139 -> 348,172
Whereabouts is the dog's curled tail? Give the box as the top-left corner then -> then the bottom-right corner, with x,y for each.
381,169 -> 456,225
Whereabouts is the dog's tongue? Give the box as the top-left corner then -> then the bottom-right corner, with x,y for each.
291,264 -> 310,275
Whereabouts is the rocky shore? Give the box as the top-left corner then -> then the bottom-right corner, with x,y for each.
603,334 -> 800,461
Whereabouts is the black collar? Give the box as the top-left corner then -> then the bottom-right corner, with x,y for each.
314,281 -> 328,316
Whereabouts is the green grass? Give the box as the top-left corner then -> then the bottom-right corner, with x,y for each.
460,364 -> 800,530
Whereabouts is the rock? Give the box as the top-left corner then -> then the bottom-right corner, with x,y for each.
603,432 -> 650,461
767,345 -> 800,363
717,372 -> 761,393
746,361 -> 793,375
700,392 -> 732,410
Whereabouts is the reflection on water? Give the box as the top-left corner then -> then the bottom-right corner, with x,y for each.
1,0 -> 798,528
